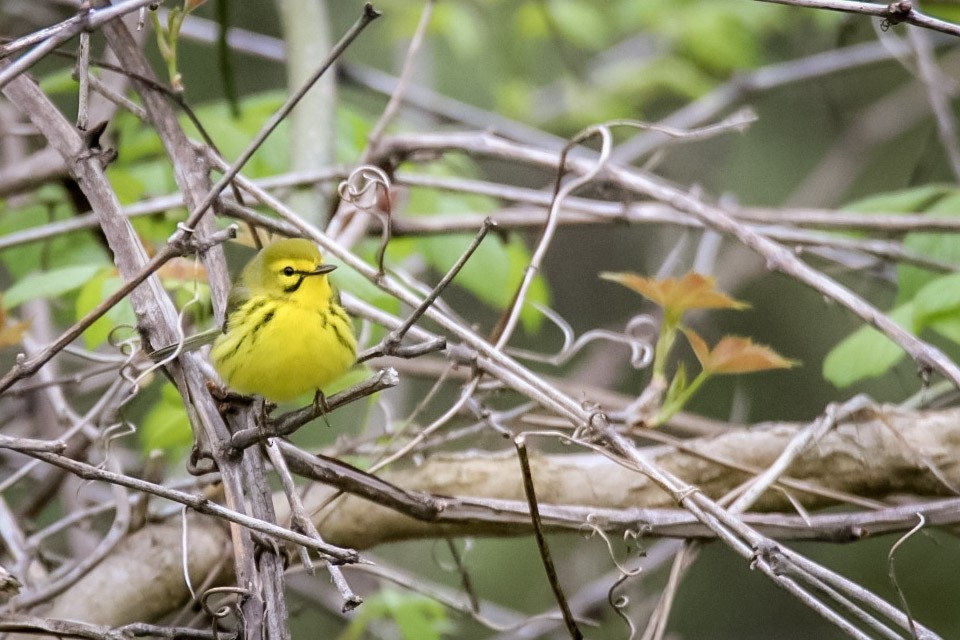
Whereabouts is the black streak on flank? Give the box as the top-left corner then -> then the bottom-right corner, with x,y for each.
249,309 -> 276,344
226,297 -> 267,334
331,322 -> 354,354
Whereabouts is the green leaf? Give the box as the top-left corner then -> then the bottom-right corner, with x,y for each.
4,264 -> 105,309
337,106 -> 373,161
677,5 -> 759,73
548,0 -> 609,50
515,2 -> 549,39
929,316 -> 960,344
912,272 -> 960,324
0,197 -> 108,280
108,167 -> 147,205
75,271 -> 136,349
140,383 -> 193,454
433,3 -> 485,58
897,192 -> 960,302
336,589 -> 451,640
183,93 -> 288,177
841,184 -> 955,214
822,303 -> 914,388
38,68 -> 77,95
911,272 -> 960,345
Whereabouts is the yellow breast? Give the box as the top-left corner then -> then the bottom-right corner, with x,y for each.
210,293 -> 356,402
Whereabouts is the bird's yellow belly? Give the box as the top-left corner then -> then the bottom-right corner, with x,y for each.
212,299 -> 356,402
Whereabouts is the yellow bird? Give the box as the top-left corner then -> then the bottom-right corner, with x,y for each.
209,238 -> 356,403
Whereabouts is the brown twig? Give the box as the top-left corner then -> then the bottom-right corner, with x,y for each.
514,434 -> 583,639
228,368 -> 399,453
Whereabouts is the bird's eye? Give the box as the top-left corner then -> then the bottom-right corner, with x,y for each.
282,266 -> 295,277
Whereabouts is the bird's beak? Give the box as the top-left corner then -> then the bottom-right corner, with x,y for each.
310,264 -> 337,276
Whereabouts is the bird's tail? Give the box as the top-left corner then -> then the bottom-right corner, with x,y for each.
146,327 -> 221,362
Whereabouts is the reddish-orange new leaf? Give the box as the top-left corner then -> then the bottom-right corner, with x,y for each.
685,329 -> 798,375
599,272 -> 748,322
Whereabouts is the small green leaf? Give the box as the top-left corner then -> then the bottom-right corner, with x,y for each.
140,383 -> 193,454
515,2 -> 549,39
38,68 -> 77,95
822,303 -> 914,388
433,3 -> 484,58
929,316 -> 960,344
75,270 -> 135,349
912,272 -> 960,324
549,0 -> 609,50
897,192 -> 960,302
4,264 -> 105,309
677,6 -> 758,73
108,167 -> 147,205
336,589 -> 451,640
841,184 -> 955,214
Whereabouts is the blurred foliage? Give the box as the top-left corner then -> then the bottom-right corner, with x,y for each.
824,186 -> 960,387
336,589 -> 453,640
368,0 -> 835,133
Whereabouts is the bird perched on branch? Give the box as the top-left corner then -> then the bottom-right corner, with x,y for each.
209,238 -> 357,403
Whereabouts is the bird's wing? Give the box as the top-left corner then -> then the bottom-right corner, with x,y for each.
223,283 -> 251,332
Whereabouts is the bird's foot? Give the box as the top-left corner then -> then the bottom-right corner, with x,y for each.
313,390 -> 333,429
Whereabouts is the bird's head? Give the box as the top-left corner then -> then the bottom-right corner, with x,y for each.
245,238 -> 337,300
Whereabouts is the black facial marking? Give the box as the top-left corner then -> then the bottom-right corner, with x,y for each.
283,276 -> 307,293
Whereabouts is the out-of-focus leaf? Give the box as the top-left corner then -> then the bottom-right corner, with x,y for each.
433,3 -> 484,57
515,2 -> 549,39
421,232 -> 511,308
38,68 -> 77,95
75,270 -> 137,349
910,272 -> 960,346
677,6 -> 758,73
841,184 -> 955,214
337,588 -> 451,640
183,93 -> 288,177
4,264 -> 105,309
929,317 -> 960,344
822,303 -> 914,388
897,193 -> 960,303
548,0 -> 609,50
338,106 -> 373,161
140,383 -> 193,454
108,167 -> 147,205
912,272 -> 960,324
618,56 -> 715,102
0,197 -> 107,280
